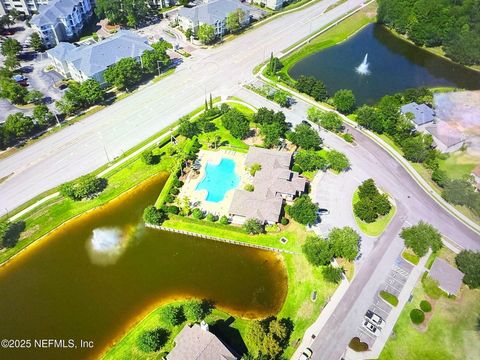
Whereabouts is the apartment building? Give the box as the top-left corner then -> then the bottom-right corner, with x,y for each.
31,0 -> 93,48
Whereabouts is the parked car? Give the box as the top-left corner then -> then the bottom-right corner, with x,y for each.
362,319 -> 380,336
365,310 -> 385,327
299,348 -> 313,360
317,208 -> 330,215
301,120 -> 312,127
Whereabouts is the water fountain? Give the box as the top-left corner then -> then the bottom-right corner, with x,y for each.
87,227 -> 127,266
356,53 -> 370,75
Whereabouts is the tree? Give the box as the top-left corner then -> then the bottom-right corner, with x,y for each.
143,205 -> 165,225
288,195 -> 318,225
318,112 -> 343,132
226,8 -> 245,33
245,318 -> 290,358
141,150 -> 159,165
141,40 -> 171,74
287,123 -> 322,150
358,179 -> 378,199
294,150 -> 328,172
4,55 -> 19,70
401,221 -> 442,257
160,305 -> 185,326
3,113 -> 35,139
178,117 -> 200,138
295,75 -> 328,101
455,250 -> 480,288
184,300 -> 205,322
25,90 -> 44,104
30,32 -> 45,52
137,328 -> 169,352
273,90 -> 289,108
442,178 -> 479,215
354,179 -> 391,223
0,220 -> 25,248
328,226 -> 360,261
198,24 -> 216,44
33,104 -> 55,127
401,135 -> 432,163
266,53 -> 284,76
222,108 -> 250,139
1,38 -> 21,57
302,235 -> 333,266
95,0 -> 151,26
104,57 -> 143,90
245,321 -> 266,356
0,78 -> 28,104
261,122 -> 285,148
322,265 -> 343,283
243,218 -> 264,234
356,105 -> 384,133
60,175 -> 108,201
333,89 -> 356,114
326,150 -> 350,172
55,80 -> 105,115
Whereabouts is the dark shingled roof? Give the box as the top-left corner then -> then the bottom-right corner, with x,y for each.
400,102 -> 435,126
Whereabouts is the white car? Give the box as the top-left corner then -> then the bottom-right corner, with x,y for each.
299,348 -> 313,359
362,319 -> 380,336
365,310 -> 385,327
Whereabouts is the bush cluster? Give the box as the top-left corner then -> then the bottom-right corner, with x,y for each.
353,179 -> 391,223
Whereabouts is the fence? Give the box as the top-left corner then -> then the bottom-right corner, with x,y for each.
145,223 -> 298,255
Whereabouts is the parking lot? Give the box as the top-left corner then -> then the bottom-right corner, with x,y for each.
353,254 -> 414,348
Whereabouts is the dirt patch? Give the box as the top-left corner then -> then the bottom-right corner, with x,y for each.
244,128 -> 263,146
20,224 -> 40,240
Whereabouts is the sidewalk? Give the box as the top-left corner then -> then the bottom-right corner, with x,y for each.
345,251 -> 430,360
292,276 -> 351,359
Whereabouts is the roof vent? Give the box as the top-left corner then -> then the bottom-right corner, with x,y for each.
200,320 -> 209,332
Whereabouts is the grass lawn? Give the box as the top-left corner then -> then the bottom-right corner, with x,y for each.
277,2 -> 377,82
379,281 -> 480,360
163,215 -> 308,253
352,190 -> 396,237
439,150 -> 479,179
402,249 -> 420,265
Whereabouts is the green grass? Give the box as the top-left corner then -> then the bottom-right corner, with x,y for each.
402,249 -> 420,265
163,215 -> 308,253
379,281 -> 480,360
276,2 -> 377,82
380,290 -> 399,307
352,190 -> 396,237
422,273 -> 448,300
438,150 -> 479,179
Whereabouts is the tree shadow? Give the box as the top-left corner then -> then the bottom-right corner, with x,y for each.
210,316 -> 248,357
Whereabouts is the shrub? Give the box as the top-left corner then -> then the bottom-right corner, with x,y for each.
420,300 -> 432,312
410,309 -> 425,324
342,133 -> 354,143
249,163 -> 262,176
160,305 -> 185,326
141,150 -> 159,165
219,215 -> 229,225
243,218 -> 264,234
206,213 -> 217,222
244,184 -> 254,192
192,208 -> 204,220
333,89 -> 356,114
143,206 -> 166,225
322,265 -> 343,283
380,290 -> 398,307
137,328 -> 169,352
165,194 -> 175,203
170,187 -> 180,196
166,205 -> 180,214
280,217 -> 289,226
59,175 -> 107,201
173,178 -> 183,188
349,337 -> 368,352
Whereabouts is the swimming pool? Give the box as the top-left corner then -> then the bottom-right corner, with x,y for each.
196,158 -> 240,202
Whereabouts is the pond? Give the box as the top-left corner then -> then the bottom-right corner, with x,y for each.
0,174 -> 287,360
289,24 -> 480,105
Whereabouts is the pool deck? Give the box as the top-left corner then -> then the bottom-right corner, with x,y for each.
179,149 -> 251,216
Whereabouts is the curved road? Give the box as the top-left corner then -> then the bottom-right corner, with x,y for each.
0,0 -> 366,214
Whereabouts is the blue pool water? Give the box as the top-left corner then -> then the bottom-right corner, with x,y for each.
196,158 -> 240,202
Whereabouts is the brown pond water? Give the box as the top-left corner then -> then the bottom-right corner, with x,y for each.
0,173 -> 287,359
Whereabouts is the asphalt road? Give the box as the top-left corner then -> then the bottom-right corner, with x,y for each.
0,0 -> 366,215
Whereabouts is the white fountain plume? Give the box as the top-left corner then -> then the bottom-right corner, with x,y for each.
356,53 -> 370,75
86,227 -> 127,266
